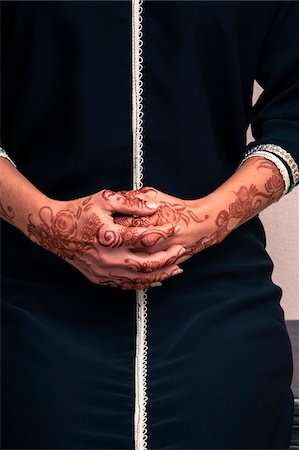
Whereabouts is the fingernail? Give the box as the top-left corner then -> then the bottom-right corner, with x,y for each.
178,247 -> 187,257
172,268 -> 184,276
174,225 -> 181,233
150,282 -> 162,287
146,202 -> 160,209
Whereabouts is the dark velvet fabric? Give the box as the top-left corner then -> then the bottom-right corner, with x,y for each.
1,1 -> 298,448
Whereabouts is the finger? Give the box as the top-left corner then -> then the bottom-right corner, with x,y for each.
97,222 -> 181,249
114,215 -> 157,228
99,189 -> 160,216
175,252 -> 191,265
104,264 -> 183,290
123,245 -> 187,273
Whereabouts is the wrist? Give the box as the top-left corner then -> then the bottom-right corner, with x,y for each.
0,157 -> 53,234
19,191 -> 54,236
189,194 -> 229,237
192,155 -> 285,239
191,189 -> 239,242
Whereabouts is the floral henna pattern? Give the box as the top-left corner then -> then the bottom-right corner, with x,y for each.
0,203 -> 15,224
257,159 -> 285,198
101,187 -> 157,209
98,224 -> 176,248
0,181 -> 15,224
116,216 -> 153,227
124,255 -> 177,273
27,197 -> 102,260
114,201 -> 209,228
154,202 -> 208,226
102,187 -> 209,227
115,216 -> 156,227
81,213 -> 103,242
27,195 -> 176,260
187,158 -> 285,256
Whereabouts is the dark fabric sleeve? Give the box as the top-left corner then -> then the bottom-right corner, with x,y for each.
244,1 -> 299,192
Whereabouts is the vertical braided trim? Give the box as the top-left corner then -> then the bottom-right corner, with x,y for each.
134,289 -> 149,450
132,0 -> 145,192
132,1 -> 149,449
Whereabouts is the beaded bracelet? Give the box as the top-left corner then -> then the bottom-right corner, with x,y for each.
242,144 -> 299,189
0,147 -> 16,168
237,150 -> 291,196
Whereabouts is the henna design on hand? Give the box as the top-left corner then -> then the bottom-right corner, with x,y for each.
101,187 -> 157,209
98,224 -> 176,248
26,195 -> 177,267
124,255 -> 177,273
114,201 -> 209,228
109,185 -> 209,228
27,197 -> 101,259
115,216 -> 155,227
111,157 -> 285,265
155,202 -> 208,226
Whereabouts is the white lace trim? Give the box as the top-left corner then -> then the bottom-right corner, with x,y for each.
242,143 -> 299,188
132,1 -> 149,449
134,290 -> 149,450
132,0 -> 145,191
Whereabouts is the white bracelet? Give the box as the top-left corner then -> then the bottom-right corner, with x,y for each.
237,150 -> 290,197
0,147 -> 17,168
243,143 -> 299,187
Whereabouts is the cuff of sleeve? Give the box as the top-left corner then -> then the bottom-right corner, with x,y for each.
0,147 -> 17,168
238,143 -> 299,195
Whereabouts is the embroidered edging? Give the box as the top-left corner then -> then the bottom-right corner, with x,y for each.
132,1 -> 149,449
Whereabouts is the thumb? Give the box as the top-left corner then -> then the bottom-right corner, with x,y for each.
100,189 -> 160,216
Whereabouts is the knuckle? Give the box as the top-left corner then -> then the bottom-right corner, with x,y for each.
96,189 -> 108,203
146,273 -> 159,284
143,185 -> 154,192
165,254 -> 178,266
159,271 -> 171,282
101,252 -> 117,267
114,216 -> 128,226
124,262 -> 140,272
125,258 -> 163,273
97,251 -> 109,266
87,274 -> 98,285
122,282 -> 136,290
98,189 -> 115,207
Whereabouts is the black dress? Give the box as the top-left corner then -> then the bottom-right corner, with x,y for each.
1,1 -> 298,448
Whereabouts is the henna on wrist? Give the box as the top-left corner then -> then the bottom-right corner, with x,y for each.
0,181 -> 15,224
187,156 -> 285,255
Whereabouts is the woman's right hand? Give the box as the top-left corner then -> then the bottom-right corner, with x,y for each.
26,189 -> 186,289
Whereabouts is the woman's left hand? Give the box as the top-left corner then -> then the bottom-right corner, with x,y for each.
113,186 -> 232,266
113,157 -> 286,269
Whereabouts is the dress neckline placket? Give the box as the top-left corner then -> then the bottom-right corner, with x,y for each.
131,0 -> 149,449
